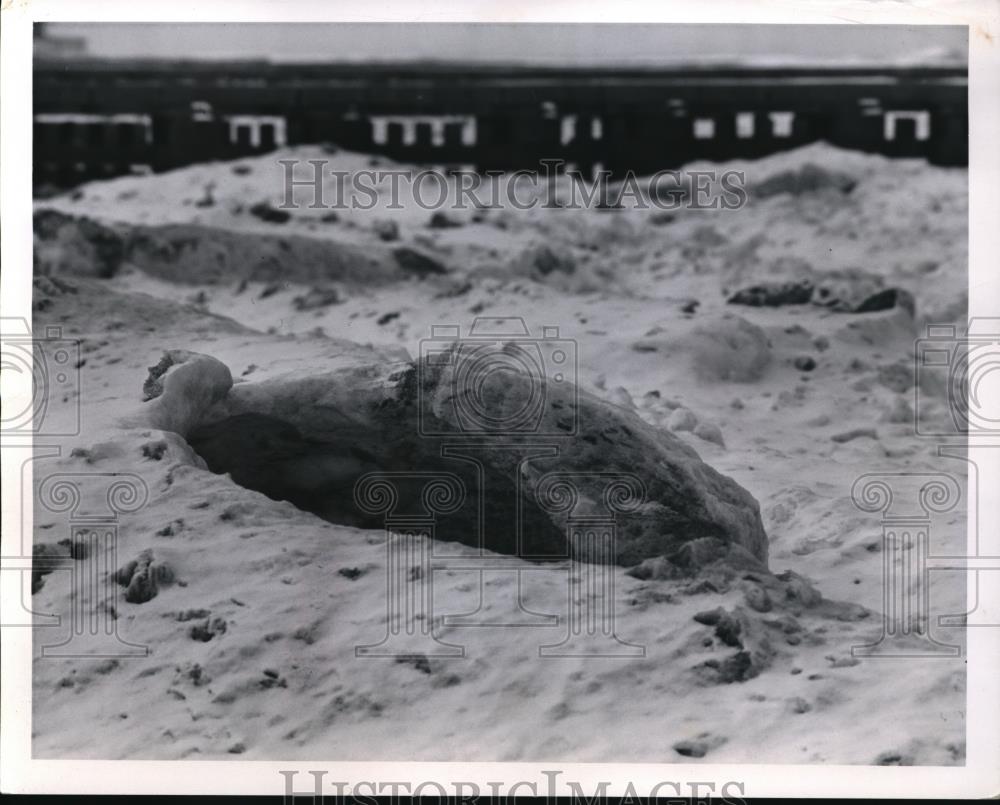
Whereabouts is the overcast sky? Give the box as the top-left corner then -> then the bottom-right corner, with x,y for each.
47,23 -> 967,65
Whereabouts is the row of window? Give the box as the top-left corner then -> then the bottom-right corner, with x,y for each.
33,106 -> 935,152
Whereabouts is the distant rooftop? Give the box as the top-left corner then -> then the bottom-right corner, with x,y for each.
33,23 -> 88,60
39,22 -> 967,69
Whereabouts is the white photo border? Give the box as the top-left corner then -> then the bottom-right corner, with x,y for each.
2,0 -> 998,798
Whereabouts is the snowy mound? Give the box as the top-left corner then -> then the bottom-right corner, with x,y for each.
137,345 -> 768,566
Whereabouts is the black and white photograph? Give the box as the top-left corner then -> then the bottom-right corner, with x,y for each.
2,2 -> 999,799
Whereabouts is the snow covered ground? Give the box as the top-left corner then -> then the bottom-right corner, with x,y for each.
29,142 -> 968,763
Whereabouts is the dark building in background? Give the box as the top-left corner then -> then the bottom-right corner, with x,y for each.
33,44 -> 968,192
